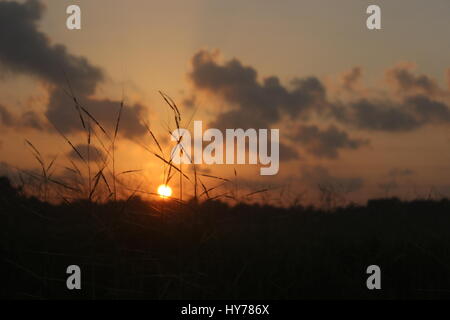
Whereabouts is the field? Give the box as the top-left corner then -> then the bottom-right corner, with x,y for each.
2,175 -> 450,300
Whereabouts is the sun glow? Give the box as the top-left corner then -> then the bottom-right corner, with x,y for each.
157,184 -> 172,198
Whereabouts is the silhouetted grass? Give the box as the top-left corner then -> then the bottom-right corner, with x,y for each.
3,90 -> 450,300
2,177 -> 450,299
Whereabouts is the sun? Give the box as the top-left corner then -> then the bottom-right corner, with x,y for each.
157,184 -> 172,198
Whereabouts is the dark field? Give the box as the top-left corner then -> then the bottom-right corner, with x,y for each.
2,176 -> 450,300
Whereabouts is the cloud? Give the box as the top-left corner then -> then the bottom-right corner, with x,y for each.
0,103 -> 46,130
68,144 -> 106,162
406,95 -> 450,122
189,49 -> 326,129
46,91 -> 147,139
331,94 -> 450,132
188,50 -> 450,138
330,99 -> 419,132
386,63 -> 440,96
378,168 -> 415,196
0,105 -> 14,126
19,110 -> 46,130
186,50 -> 450,166
182,94 -> 197,109
292,125 -> 369,159
341,66 -> 362,92
0,161 -> 15,179
333,64 -> 450,132
278,142 -> 300,161
388,168 -> 414,178
0,0 -> 102,95
0,0 -> 147,138
300,166 -> 364,193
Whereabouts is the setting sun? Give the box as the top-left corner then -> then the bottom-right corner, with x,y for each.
157,184 -> 172,198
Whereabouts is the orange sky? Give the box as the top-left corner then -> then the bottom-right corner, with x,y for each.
1,0 -> 450,205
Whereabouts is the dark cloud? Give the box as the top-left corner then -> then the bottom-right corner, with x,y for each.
378,168 -> 414,196
0,0 -> 102,96
68,144 -> 106,162
0,0 -> 147,138
19,110 -> 45,130
0,105 -> 14,126
331,94 -> 450,132
0,103 -> 46,130
300,166 -> 364,193
406,95 -> 450,123
278,142 -> 300,162
0,161 -> 15,179
341,67 -> 362,92
182,94 -> 197,109
386,64 -> 440,96
189,50 -> 450,138
187,165 -> 211,175
293,125 -> 369,159
46,91 -> 147,139
331,99 -> 420,132
378,180 -> 399,195
189,49 -> 326,129
388,168 -> 414,178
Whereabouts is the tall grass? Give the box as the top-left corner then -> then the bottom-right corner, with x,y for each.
19,86 -> 244,211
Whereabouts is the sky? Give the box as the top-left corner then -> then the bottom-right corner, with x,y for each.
1,0 -> 450,205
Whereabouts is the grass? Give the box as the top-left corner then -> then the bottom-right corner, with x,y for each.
2,89 -> 450,299
2,178 -> 450,299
